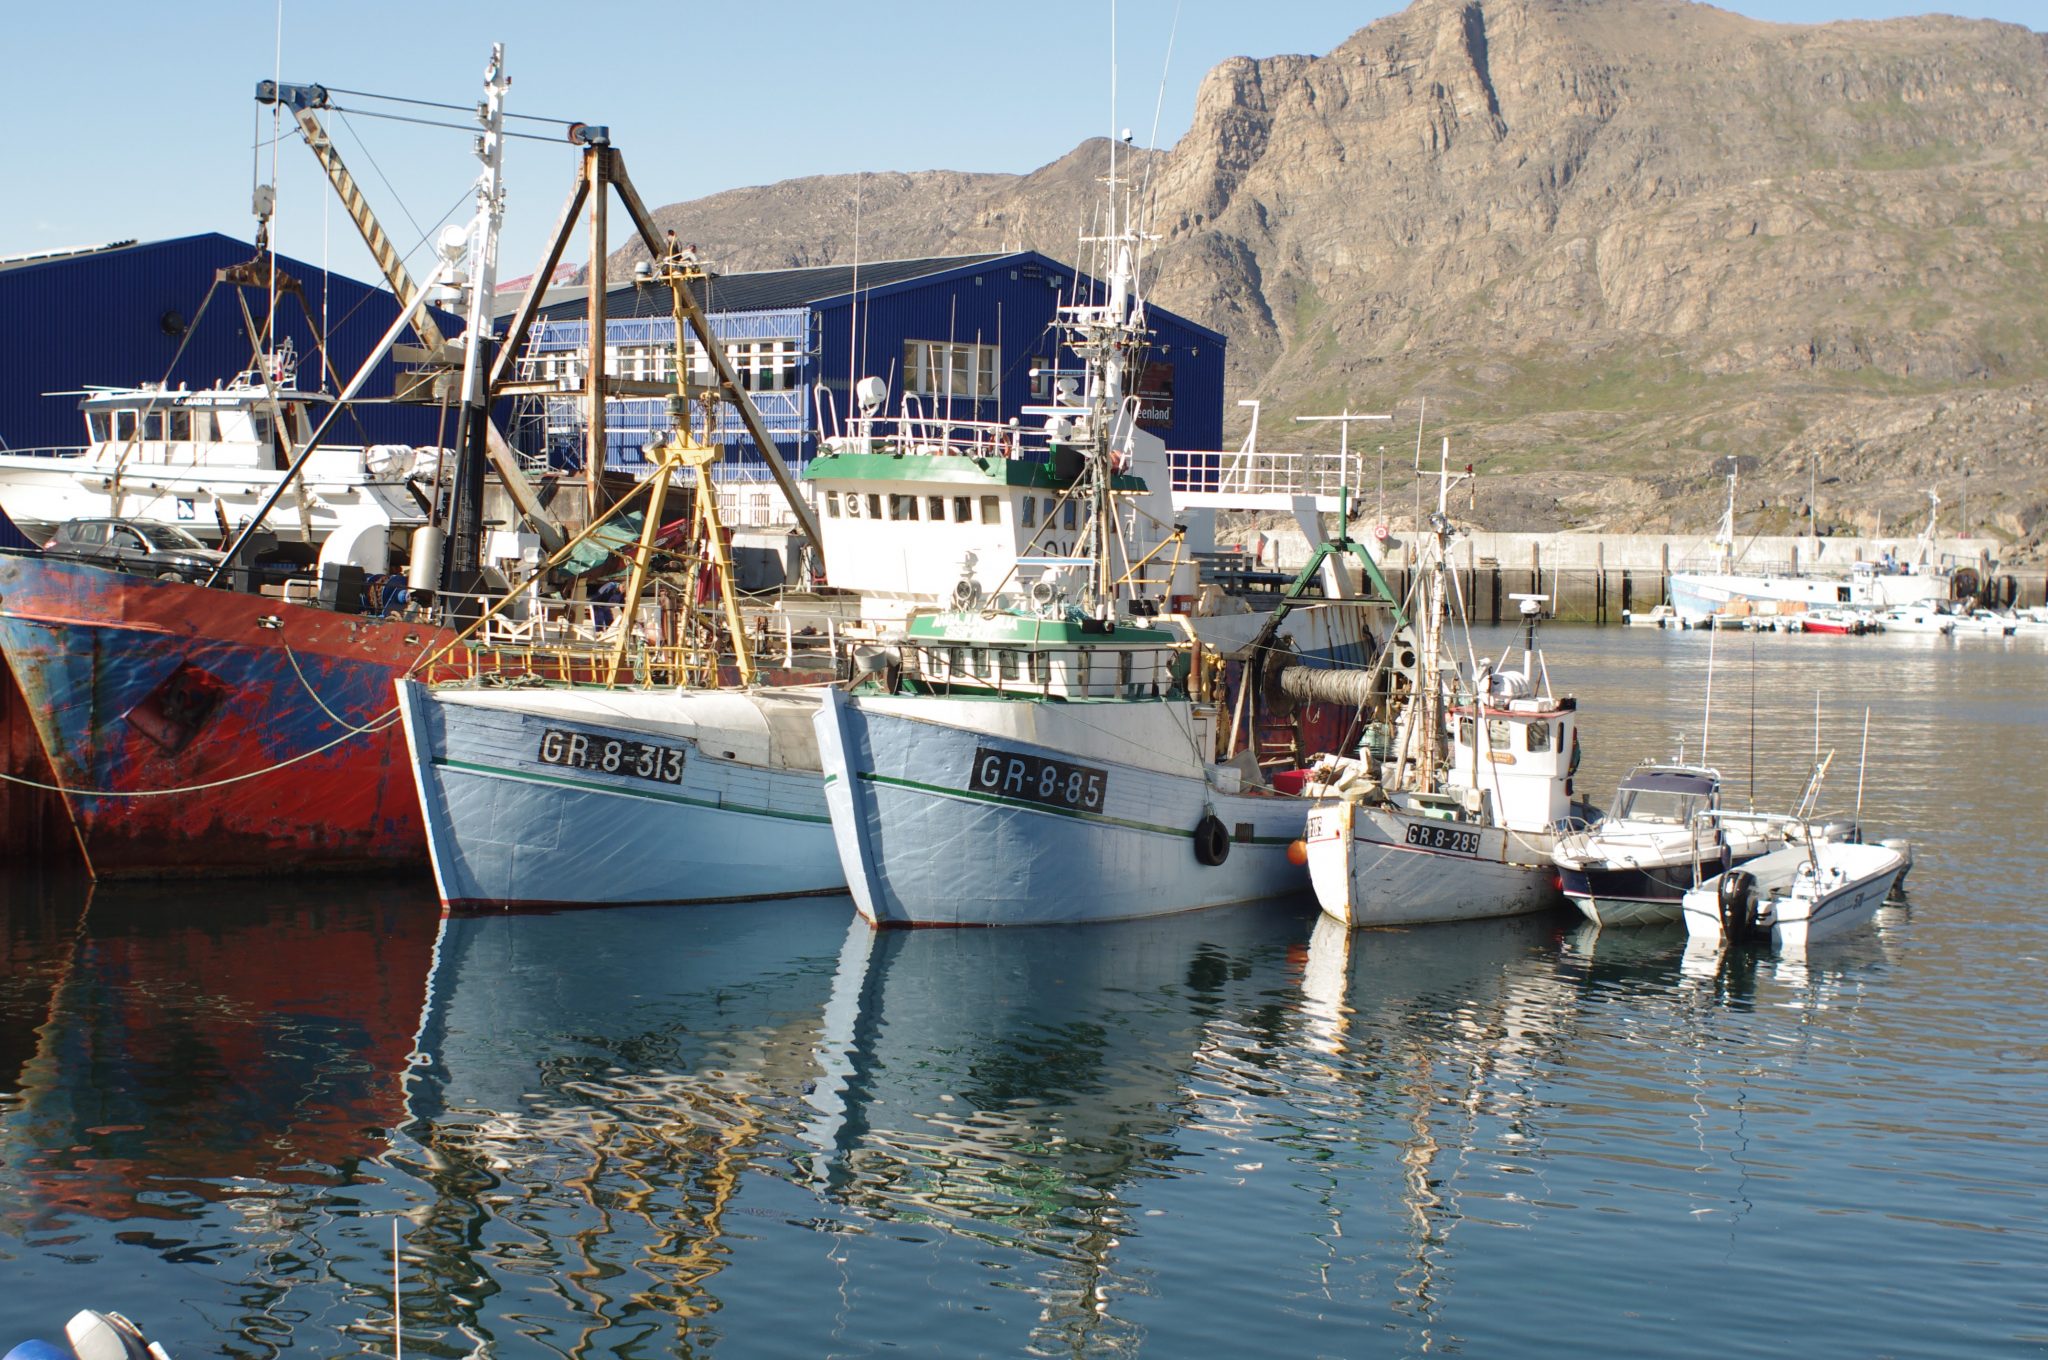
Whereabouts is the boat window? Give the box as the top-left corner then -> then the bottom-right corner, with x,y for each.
1030,650 -> 1050,684
926,496 -> 945,522
1021,496 -> 1037,528
1486,717 -> 1512,751
889,494 -> 917,521
1527,721 -> 1552,752
1063,499 -> 1078,530
953,496 -> 971,523
824,490 -> 841,517
114,410 -> 136,440
1458,716 -> 1476,747
251,411 -> 272,449
86,412 -> 110,442
1118,650 -> 1133,692
1613,788 -> 1705,825
169,409 -> 192,441
189,411 -> 215,442
843,492 -> 861,518
866,494 -> 882,520
142,410 -> 166,441
980,495 -> 1000,525
999,649 -> 1021,681
948,646 -> 967,678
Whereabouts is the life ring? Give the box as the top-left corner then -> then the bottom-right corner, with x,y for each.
1373,523 -> 1389,542
1193,813 -> 1231,867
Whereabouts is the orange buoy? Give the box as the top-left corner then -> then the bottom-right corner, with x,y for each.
1287,839 -> 1309,867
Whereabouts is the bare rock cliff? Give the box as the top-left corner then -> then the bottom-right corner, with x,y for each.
613,0 -> 2048,552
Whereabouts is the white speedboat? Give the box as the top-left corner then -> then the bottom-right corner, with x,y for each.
1303,463 -> 1590,929
1879,603 -> 1955,635
1951,609 -> 2018,637
1552,763 -> 1788,927
1681,837 -> 1910,952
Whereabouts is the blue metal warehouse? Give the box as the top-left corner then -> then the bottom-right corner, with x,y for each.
0,234 -> 452,454
521,250 -> 1225,482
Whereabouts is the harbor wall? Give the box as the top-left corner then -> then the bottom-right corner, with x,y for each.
1245,525 -> 2040,621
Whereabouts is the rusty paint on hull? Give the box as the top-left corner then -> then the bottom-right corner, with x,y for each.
0,554 -> 457,879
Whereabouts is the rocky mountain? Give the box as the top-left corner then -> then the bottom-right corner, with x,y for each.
613,0 -> 2048,554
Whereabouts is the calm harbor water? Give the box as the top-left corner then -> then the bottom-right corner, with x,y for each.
2,625 -> 2045,1358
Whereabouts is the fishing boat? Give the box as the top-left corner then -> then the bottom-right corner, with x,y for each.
814,162 -> 1406,927
1301,459 -> 1591,929
0,339 -> 438,567
1552,762 -> 1790,927
0,52 -> 535,879
398,252 -> 847,911
1681,836 -> 1909,952
1669,479 -> 1967,620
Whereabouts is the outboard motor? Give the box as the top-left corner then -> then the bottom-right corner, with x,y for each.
6,1310 -> 170,1360
1717,869 -> 1762,945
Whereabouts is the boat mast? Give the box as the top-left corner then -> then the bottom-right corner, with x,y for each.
444,43 -> 511,616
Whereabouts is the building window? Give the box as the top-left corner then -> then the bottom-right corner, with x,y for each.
953,496 -> 971,523
902,340 -> 999,401
980,495 -> 999,525
1030,355 -> 1052,400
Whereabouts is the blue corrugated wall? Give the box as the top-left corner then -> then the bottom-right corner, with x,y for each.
810,252 -> 1225,455
0,234 -> 458,452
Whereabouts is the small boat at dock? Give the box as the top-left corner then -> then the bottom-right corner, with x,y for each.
1681,835 -> 1910,952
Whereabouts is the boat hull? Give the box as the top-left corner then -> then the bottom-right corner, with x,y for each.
397,680 -> 843,911
1560,858 -> 1725,928
1304,798 -> 1562,927
0,553 -> 446,878
1681,843 -> 1907,951
816,688 -> 1310,926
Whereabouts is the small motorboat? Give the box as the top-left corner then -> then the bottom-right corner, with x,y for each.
1797,608 -> 1875,636
1553,763 -> 1788,928
1878,603 -> 1955,635
1681,836 -> 1911,952
1951,609 -> 2018,637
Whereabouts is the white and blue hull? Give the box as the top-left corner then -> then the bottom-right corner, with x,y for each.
1669,568 -> 1946,621
815,688 -> 1310,926
1304,799 -> 1562,927
397,680 -> 843,911
1681,842 -> 1907,952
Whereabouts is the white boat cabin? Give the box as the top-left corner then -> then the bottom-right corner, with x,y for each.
1440,666 -> 1579,834
891,610 -> 1189,703
802,385 -> 1199,621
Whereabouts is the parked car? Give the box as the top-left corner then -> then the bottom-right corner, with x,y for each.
43,518 -> 227,583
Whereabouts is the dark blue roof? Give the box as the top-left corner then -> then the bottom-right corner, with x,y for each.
1619,768 -> 1718,796
537,253 -> 1012,323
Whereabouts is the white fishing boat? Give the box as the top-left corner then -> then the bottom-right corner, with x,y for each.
399,248 -> 853,910
0,339 -> 440,574
1302,461 -> 1590,929
814,154 -> 1405,928
1681,837 -> 1909,952
1669,480 -> 1965,621
1552,762 -> 1791,927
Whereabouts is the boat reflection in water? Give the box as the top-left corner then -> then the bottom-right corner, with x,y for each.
396,895 -> 1309,1357
0,872 -> 440,1353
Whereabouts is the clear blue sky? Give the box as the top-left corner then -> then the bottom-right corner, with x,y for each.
1,1 -> 2038,288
